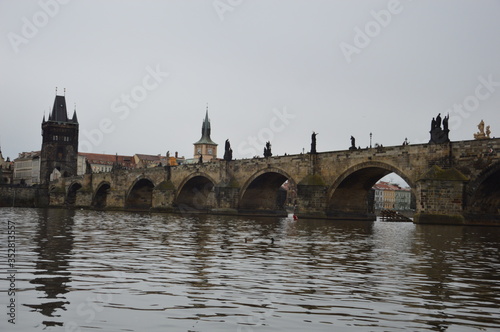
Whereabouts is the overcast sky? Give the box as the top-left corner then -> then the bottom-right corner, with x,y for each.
1,0 -> 500,164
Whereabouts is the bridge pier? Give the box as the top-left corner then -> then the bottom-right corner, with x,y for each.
414,166 -> 469,224
105,189 -> 126,209
214,184 -> 239,210
152,180 -> 176,212
49,188 -> 66,206
74,189 -> 92,207
296,174 -> 328,218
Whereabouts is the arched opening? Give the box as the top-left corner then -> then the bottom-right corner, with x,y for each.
92,183 -> 110,209
175,176 -> 215,212
66,183 -> 82,206
372,173 -> 416,213
328,164 -> 414,220
239,171 -> 290,215
467,165 -> 500,220
125,178 -> 154,210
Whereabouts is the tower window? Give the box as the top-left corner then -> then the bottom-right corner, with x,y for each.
57,147 -> 64,159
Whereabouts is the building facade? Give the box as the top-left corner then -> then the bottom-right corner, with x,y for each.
373,181 -> 412,211
13,151 -> 40,185
395,189 -> 412,210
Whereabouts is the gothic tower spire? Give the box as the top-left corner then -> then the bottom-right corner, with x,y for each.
193,105 -> 217,162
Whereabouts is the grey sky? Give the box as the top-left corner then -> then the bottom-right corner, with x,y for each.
1,0 -> 499,164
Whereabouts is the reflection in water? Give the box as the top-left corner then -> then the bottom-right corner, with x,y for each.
26,209 -> 74,327
408,225 -> 500,331
1,208 -> 499,331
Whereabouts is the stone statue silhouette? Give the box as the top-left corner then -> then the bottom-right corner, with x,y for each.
436,113 -> 442,129
264,141 -> 272,157
223,139 -> 233,161
310,131 -> 317,154
429,113 -> 450,144
349,136 -> 357,150
85,159 -> 92,174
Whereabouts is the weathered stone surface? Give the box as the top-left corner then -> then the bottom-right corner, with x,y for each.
0,186 -> 45,207
36,138 -> 500,225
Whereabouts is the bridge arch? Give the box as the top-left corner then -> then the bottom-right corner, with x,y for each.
175,172 -> 216,212
125,177 -> 155,210
92,181 -> 111,208
239,168 -> 295,213
327,161 -> 414,219
466,161 -> 500,216
66,181 -> 83,206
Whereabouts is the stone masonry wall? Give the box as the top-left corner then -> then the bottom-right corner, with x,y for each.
417,180 -> 465,214
0,186 -> 47,207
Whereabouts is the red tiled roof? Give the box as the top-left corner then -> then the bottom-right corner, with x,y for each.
79,153 -> 134,166
373,181 -> 402,191
135,154 -> 163,161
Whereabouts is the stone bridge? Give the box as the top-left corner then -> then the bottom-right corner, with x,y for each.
49,138 -> 500,225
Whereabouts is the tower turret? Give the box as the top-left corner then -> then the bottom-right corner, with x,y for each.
193,106 -> 217,162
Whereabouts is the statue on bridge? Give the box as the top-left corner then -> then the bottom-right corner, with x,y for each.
310,131 -> 318,154
349,136 -> 357,151
436,113 -> 442,129
264,141 -> 272,157
474,120 -> 492,139
429,113 -> 450,144
224,139 -> 233,161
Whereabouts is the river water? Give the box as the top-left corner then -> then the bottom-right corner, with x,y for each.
1,208 -> 500,331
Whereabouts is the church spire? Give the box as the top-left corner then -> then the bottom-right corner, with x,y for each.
194,105 -> 217,145
202,105 -> 211,138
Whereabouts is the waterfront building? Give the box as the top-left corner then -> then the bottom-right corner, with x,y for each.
373,181 -> 412,211
395,187 -> 412,210
13,151 -> 40,185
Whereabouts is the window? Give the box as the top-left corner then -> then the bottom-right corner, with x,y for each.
57,147 -> 64,159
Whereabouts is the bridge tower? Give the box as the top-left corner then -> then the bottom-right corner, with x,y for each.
40,93 -> 79,185
193,106 -> 217,162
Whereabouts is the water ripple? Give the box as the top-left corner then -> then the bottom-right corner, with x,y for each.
1,208 -> 500,331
